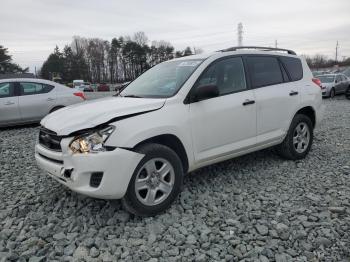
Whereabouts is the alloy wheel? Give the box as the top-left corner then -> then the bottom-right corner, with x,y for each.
293,122 -> 310,154
134,158 -> 175,206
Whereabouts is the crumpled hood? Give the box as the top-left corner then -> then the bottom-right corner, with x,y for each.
41,97 -> 166,135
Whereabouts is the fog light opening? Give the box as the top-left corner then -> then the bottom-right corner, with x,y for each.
64,169 -> 73,179
90,172 -> 103,188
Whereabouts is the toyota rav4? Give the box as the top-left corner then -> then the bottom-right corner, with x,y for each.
35,46 -> 324,216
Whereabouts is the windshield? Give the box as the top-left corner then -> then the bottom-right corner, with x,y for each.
121,59 -> 203,98
318,75 -> 334,83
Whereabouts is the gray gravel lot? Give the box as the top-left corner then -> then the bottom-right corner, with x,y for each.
0,97 -> 349,262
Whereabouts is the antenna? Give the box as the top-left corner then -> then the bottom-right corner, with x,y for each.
237,23 -> 243,46
335,41 -> 339,62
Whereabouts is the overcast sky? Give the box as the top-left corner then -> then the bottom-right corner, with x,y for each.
1,0 -> 350,73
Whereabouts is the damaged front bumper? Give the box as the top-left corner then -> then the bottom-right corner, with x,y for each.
35,137 -> 144,199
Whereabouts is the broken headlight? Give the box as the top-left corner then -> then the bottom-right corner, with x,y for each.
69,126 -> 115,154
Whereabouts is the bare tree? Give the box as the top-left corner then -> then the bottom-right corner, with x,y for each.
133,31 -> 149,46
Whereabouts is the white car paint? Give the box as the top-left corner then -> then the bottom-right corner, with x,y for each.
42,96 -> 166,135
35,50 -> 323,200
0,78 -> 85,127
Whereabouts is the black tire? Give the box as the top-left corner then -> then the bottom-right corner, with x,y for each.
346,86 -> 350,100
276,114 -> 314,160
50,106 -> 64,113
329,88 -> 335,98
122,143 -> 184,216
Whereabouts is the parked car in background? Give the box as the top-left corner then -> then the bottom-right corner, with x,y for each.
317,74 -> 350,98
36,46 -> 323,216
80,82 -> 93,92
346,85 -> 350,99
73,80 -> 84,88
342,68 -> 350,78
90,84 -> 98,92
83,86 -> 94,92
98,83 -> 110,92
312,70 -> 329,77
0,78 -> 86,127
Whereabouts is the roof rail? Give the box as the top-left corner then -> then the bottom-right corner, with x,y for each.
219,46 -> 296,55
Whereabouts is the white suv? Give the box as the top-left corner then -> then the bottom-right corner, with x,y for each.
35,46 -> 324,216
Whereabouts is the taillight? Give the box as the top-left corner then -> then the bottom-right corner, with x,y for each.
312,78 -> 321,87
74,92 -> 86,100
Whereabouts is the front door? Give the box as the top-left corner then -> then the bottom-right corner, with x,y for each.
0,82 -> 21,125
189,57 -> 257,164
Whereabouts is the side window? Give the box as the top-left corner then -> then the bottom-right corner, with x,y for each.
196,57 -> 247,96
280,63 -> 289,82
336,75 -> 342,83
44,84 -> 55,93
19,82 -> 54,96
280,57 -> 303,81
247,56 -> 283,88
0,82 -> 15,98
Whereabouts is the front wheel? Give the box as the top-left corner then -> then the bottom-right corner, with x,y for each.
276,114 -> 314,160
122,143 -> 184,216
329,88 -> 335,98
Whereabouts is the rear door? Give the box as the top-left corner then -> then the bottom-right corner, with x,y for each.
0,82 -> 21,125
17,82 -> 56,121
246,55 -> 302,144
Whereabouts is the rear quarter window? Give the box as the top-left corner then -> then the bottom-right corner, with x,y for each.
280,57 -> 303,81
19,82 -> 54,95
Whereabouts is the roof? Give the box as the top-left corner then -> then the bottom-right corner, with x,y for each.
319,74 -> 341,77
0,78 -> 55,84
172,46 -> 299,62
0,73 -> 35,80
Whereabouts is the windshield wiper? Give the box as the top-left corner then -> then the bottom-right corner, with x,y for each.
123,94 -> 143,98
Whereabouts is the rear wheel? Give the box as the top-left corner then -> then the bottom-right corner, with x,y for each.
122,143 -> 184,216
346,86 -> 350,100
276,114 -> 313,160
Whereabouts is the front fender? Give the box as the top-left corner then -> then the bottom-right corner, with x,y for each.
105,106 -> 195,169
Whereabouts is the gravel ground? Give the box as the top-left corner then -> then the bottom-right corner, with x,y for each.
0,97 -> 349,262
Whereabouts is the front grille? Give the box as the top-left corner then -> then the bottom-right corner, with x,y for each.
39,127 -> 62,152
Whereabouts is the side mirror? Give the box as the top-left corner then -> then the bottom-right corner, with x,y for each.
335,80 -> 338,83
193,84 -> 219,102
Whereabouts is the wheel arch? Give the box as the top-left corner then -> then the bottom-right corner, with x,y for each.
294,106 -> 316,128
133,134 -> 189,173
49,105 -> 65,113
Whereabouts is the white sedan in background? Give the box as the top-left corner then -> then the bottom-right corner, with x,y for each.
0,78 -> 86,127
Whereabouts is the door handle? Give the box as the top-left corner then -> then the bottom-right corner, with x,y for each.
4,101 -> 15,105
242,99 -> 255,106
47,97 -> 55,101
289,91 -> 299,96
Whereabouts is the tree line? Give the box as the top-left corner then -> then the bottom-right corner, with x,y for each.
303,54 -> 350,70
41,32 -> 198,83
0,45 -> 28,74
